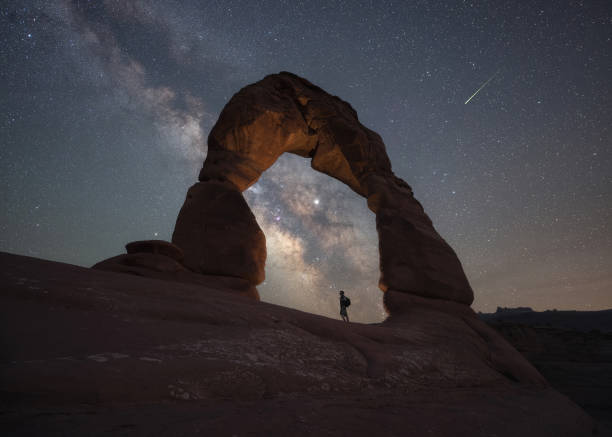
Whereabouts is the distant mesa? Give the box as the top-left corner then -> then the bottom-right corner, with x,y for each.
496,306 -> 534,314
95,71 -> 474,315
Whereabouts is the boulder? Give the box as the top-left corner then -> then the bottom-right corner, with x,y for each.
92,252 -> 259,300
125,240 -> 184,262
93,252 -> 186,276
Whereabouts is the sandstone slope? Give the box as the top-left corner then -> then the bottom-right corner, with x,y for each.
0,252 -> 595,436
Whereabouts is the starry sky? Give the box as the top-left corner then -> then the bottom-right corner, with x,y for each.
2,0 -> 611,322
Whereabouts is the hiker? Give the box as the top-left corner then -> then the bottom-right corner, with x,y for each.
339,290 -> 351,322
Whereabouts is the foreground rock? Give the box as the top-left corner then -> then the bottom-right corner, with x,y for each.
0,252 -> 595,436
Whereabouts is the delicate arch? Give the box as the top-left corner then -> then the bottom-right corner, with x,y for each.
172,72 -> 474,313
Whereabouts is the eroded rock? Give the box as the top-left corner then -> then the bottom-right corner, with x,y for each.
174,72 -> 473,307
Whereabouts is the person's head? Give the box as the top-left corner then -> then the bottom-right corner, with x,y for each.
339,290 -> 344,295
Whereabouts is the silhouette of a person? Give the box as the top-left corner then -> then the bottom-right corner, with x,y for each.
339,290 -> 350,322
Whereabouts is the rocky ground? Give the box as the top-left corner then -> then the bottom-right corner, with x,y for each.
482,311 -> 612,436
0,252 -> 597,436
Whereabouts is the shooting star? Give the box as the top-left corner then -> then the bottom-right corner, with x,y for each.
464,71 -> 499,105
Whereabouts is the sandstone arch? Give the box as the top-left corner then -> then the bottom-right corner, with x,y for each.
172,72 -> 474,313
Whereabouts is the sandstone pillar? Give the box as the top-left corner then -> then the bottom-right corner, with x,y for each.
172,181 -> 266,285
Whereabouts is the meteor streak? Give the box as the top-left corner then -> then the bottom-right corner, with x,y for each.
464,71 -> 499,104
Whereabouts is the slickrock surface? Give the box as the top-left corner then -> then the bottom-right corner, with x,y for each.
0,252 -> 595,436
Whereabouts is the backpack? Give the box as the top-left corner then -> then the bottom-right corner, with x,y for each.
344,297 -> 351,307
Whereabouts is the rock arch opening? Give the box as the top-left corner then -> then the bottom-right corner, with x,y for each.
171,72 -> 474,316
243,154 -> 384,322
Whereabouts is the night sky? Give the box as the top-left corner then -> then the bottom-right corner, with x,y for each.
2,1 -> 611,322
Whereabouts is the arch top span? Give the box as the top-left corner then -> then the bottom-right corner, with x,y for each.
201,71 -> 392,198
172,72 -> 474,311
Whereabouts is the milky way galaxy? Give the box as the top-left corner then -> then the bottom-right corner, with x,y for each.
1,1 -> 611,321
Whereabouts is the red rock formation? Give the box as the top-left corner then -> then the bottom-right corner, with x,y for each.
173,72 -> 473,307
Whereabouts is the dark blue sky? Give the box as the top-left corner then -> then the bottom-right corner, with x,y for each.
1,0 -> 610,321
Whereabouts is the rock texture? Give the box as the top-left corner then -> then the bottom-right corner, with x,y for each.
173,72 -> 473,306
0,252 -> 596,436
